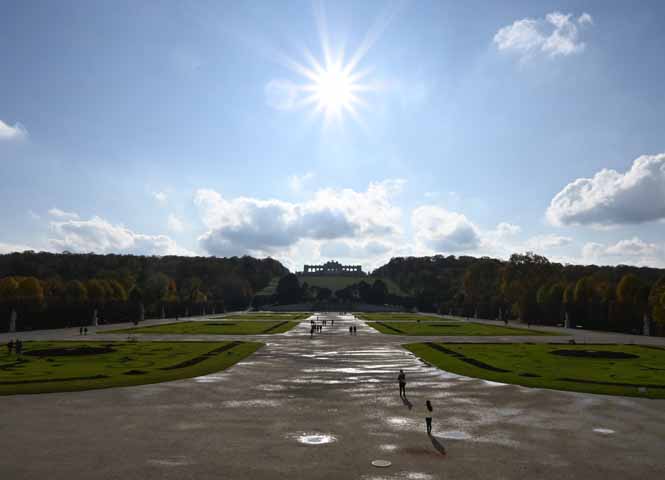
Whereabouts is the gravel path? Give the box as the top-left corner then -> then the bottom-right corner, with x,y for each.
1,313 -> 664,479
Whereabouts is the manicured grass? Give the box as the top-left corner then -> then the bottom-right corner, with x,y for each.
210,313 -> 311,321
294,275 -> 407,295
104,320 -> 300,335
405,342 -> 665,399
0,340 -> 262,395
356,313 -> 448,322
367,321 -> 558,336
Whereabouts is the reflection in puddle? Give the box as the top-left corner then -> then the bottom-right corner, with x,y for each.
439,430 -> 471,440
221,399 -> 282,408
593,428 -> 615,434
147,456 -> 192,467
379,443 -> 398,451
294,433 -> 338,445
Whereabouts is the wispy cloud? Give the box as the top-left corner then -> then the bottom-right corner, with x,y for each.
288,172 -> 315,192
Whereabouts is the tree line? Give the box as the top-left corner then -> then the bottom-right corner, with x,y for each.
374,252 -> 665,336
0,251 -> 287,331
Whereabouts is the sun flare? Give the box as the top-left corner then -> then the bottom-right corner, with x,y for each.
309,63 -> 356,114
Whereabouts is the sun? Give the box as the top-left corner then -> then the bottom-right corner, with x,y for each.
292,53 -> 368,125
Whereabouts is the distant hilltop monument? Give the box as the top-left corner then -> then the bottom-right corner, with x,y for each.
300,260 -> 365,277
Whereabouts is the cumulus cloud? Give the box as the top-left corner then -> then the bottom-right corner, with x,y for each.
412,206 -> 481,253
288,172 -> 315,192
194,180 -> 404,257
167,214 -> 185,233
547,153 -> 665,227
495,222 -> 521,237
525,234 -> 573,250
48,208 -> 80,220
49,215 -> 194,256
0,119 -> 27,141
582,237 -> 664,267
0,242 -> 37,254
494,11 -> 592,59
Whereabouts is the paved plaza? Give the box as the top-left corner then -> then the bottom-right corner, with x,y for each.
1,314 -> 664,479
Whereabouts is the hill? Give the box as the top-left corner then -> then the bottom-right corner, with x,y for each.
296,275 -> 406,296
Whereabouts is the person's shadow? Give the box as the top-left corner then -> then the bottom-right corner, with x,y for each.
401,395 -> 413,410
429,435 -> 446,455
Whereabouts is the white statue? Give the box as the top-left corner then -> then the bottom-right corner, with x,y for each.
9,308 -> 17,333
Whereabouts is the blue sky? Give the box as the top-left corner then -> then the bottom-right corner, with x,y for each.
1,0 -> 665,271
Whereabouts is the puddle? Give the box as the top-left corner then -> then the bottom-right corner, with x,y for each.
439,430 -> 471,440
593,428 -> 615,435
293,433 -> 338,445
147,456 -> 192,467
379,444 -> 398,451
220,399 -> 282,408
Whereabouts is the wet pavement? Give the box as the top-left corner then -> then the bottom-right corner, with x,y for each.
1,313 -> 665,479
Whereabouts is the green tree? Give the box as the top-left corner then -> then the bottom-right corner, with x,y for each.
64,280 -> 88,304
0,277 -> 19,305
17,277 -> 45,307
276,274 -> 302,304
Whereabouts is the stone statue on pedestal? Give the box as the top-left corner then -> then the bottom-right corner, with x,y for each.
643,314 -> 650,336
92,308 -> 98,327
9,308 -> 17,333
564,312 -> 570,329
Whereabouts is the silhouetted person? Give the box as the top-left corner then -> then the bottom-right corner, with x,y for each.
503,318 -> 508,326
7,340 -> 14,354
353,325 -> 357,335
79,327 -> 83,335
84,327 -> 88,335
425,400 -> 433,435
15,339 -> 23,356
349,326 -> 353,335
310,326 -> 314,338
398,369 -> 406,397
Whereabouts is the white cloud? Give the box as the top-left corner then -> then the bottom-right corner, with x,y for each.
412,206 -> 481,253
495,222 -> 521,237
0,119 -> 27,142
525,233 -> 573,250
194,179 -> 405,257
49,215 -> 194,256
581,237 -> 664,267
288,172 -> 315,192
48,208 -> 80,220
167,214 -> 185,233
547,153 -> 665,227
28,210 -> 41,220
153,191 -> 168,204
0,242 -> 37,254
494,11 -> 591,59
578,13 -> 593,26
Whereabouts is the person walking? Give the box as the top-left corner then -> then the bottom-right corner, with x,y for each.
15,339 -> 23,356
398,369 -> 406,398
425,400 -> 433,435
310,326 -> 314,338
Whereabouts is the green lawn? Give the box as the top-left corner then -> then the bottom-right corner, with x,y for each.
356,313 -> 448,322
104,320 -> 300,335
367,321 -> 558,336
405,342 -> 665,398
0,340 -> 262,395
295,275 -> 407,295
